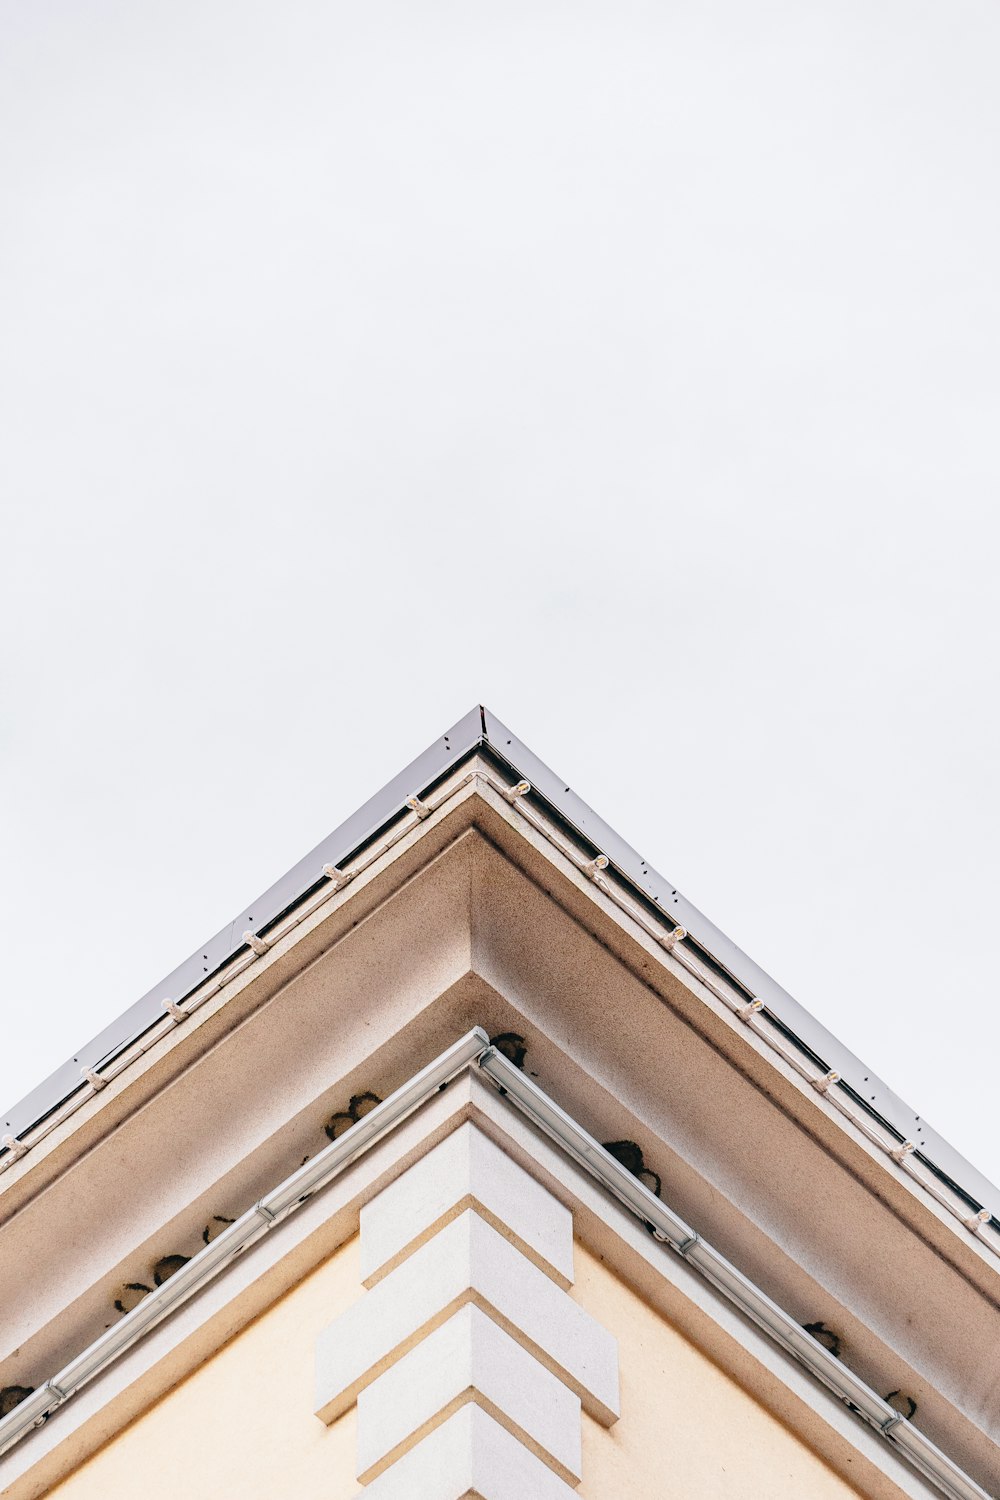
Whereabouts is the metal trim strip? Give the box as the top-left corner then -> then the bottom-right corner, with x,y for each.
3,706 -> 996,1224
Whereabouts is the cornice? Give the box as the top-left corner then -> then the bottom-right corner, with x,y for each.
2,779 -> 999,1493
0,1038 -> 988,1500
4,707 -> 996,1245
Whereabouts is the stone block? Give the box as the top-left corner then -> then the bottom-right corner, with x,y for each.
360,1404 -> 580,1499
356,1303 -> 582,1483
315,1210 -> 618,1425
360,1122 -> 574,1289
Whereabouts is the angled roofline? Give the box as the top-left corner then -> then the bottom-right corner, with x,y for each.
3,705 -> 997,1224
1,1029 -> 990,1500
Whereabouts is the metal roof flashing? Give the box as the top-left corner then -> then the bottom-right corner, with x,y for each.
3,705 -> 997,1241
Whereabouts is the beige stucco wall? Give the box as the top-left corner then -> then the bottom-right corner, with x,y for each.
45,1234 -> 863,1500
572,1243 -> 864,1500
45,1235 -> 365,1500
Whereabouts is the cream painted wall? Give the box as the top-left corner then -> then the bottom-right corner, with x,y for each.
572,1243 -> 865,1500
45,1234 -> 864,1500
46,1236 -> 365,1500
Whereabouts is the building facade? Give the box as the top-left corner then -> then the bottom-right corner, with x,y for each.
1,708 -> 997,1500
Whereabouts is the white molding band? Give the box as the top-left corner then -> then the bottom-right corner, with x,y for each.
4,761 -> 996,1284
0,1028 -> 490,1460
475,1048 -> 993,1500
0,1030 -> 992,1500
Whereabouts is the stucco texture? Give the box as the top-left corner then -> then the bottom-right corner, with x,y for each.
45,1234 -> 865,1500
44,1236 -> 365,1500
572,1243 -> 864,1500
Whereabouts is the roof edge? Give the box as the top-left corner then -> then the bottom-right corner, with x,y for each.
3,705 -> 997,1231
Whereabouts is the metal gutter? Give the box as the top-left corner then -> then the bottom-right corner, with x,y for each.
0,1029 -> 490,1458
477,708 -> 998,1219
3,706 -> 998,1230
0,1029 -> 990,1500
477,1045 -> 993,1500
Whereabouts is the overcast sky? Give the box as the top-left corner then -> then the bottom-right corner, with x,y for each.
2,2 -> 998,1194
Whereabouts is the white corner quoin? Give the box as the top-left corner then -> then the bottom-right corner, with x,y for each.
316,1121 -> 619,1496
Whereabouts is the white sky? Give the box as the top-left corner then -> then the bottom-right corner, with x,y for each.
1,2 -> 998,1193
